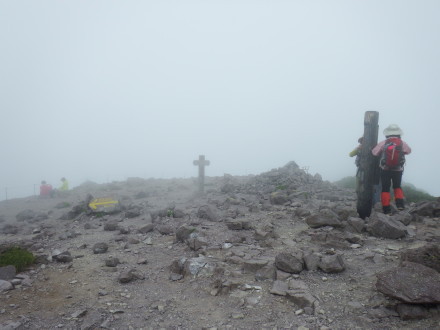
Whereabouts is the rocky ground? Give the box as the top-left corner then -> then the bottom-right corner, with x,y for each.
0,161 -> 439,330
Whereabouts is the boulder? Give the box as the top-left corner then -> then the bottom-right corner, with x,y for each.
305,209 -> 343,228
400,244 -> 440,272
275,251 -> 304,274
376,261 -> 440,304
318,254 -> 345,273
368,213 -> 407,239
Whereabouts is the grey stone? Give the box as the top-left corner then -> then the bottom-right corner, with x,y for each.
270,280 -> 288,296
305,209 -> 343,228
318,254 -> 345,273
93,243 -> 109,254
242,258 -> 269,273
105,257 -> 120,267
396,304 -> 430,320
400,244 -> 440,272
347,217 -> 366,233
125,208 -> 141,218
376,261 -> 440,304
197,205 -> 218,221
393,212 -> 412,226
270,191 -> 288,205
118,268 -> 144,283
187,235 -> 208,251
368,213 -> 407,239
275,251 -> 304,274
255,263 -> 276,281
0,265 -> 16,280
16,209 -> 36,222
0,279 -> 13,292
138,223 -> 154,234
303,252 -> 320,271
103,222 -> 119,231
175,225 -> 196,242
53,251 -> 73,263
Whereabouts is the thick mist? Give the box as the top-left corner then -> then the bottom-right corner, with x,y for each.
1,1 -> 439,200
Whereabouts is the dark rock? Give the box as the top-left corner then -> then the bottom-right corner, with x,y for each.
138,224 -> 154,234
0,224 -> 19,235
187,234 -> 208,251
410,200 -> 440,218
16,209 -> 36,222
53,251 -> 73,263
255,263 -> 276,281
396,304 -> 430,320
275,251 -> 304,274
118,268 -> 144,283
303,252 -> 320,271
0,265 -> 16,280
270,280 -> 288,296
242,258 -> 269,273
368,213 -> 407,239
197,205 -> 218,221
105,257 -> 120,267
125,208 -> 141,218
318,254 -> 345,273
172,209 -> 186,218
392,212 -> 412,226
175,225 -> 196,242
270,191 -> 288,205
103,222 -> 119,231
400,244 -> 440,272
376,261 -> 440,304
93,243 -> 109,254
156,225 -> 174,235
305,209 -> 343,228
346,217 -> 366,233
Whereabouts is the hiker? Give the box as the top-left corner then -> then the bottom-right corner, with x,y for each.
59,177 -> 69,191
372,124 -> 411,214
39,180 -> 54,198
349,136 -> 363,167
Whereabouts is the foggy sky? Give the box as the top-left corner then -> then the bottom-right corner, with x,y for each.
1,1 -> 439,199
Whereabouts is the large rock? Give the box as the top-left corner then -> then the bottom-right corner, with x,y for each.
305,209 -> 343,228
410,200 -> 440,218
16,209 -> 37,222
400,244 -> 440,272
376,261 -> 440,304
0,265 -> 16,280
368,213 -> 407,239
318,254 -> 345,273
275,251 -> 304,274
197,206 -> 218,221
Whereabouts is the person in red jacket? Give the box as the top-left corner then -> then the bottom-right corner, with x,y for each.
39,180 -> 53,198
372,124 -> 411,214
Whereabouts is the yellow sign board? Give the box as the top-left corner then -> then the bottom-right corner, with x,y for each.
88,197 -> 119,212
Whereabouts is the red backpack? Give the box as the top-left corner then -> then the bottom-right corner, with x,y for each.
380,137 -> 405,169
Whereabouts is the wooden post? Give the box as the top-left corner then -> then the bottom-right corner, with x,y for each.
193,155 -> 210,194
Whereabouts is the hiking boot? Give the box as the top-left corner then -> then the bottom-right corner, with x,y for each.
383,205 -> 391,214
396,198 -> 405,210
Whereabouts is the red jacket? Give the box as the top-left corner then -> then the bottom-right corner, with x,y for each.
40,184 -> 53,196
372,138 -> 411,171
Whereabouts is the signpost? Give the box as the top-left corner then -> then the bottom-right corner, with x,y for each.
193,155 -> 210,194
88,197 -> 120,213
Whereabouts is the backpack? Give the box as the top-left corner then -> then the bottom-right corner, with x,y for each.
380,137 -> 405,169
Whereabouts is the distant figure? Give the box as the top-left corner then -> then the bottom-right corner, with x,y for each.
59,177 -> 69,191
372,124 -> 411,214
40,180 -> 53,198
349,136 -> 363,167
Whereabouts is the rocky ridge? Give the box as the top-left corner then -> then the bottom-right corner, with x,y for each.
0,161 -> 439,329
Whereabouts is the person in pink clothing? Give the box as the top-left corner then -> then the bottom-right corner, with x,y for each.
372,124 -> 411,214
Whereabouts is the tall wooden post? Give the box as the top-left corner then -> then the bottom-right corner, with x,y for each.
193,155 -> 210,194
